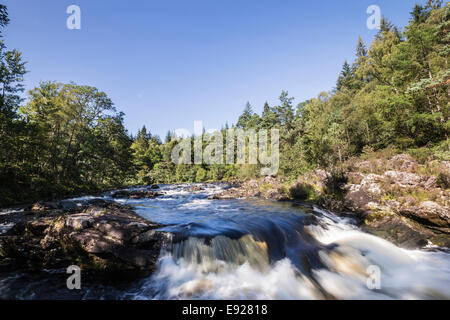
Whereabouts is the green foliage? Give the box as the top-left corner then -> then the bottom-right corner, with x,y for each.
0,6 -> 134,206
1,3 -> 448,206
196,167 -> 207,182
131,126 -> 162,184
289,183 -> 316,201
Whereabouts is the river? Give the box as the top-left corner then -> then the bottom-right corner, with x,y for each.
1,183 -> 449,299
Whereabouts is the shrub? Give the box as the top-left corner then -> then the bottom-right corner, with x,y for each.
289,182 -> 316,200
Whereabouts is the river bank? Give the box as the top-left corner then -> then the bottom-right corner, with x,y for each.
212,153 -> 450,249
1,152 -> 449,278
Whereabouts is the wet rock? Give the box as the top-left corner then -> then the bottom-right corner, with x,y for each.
361,210 -> 435,249
30,201 -> 59,211
265,189 -> 289,201
399,201 -> 450,228
0,201 -> 168,274
210,187 -> 245,200
211,180 -> 264,199
189,185 -> 205,192
60,200 -> 77,211
85,198 -> 108,207
150,184 -> 160,189
112,189 -> 162,199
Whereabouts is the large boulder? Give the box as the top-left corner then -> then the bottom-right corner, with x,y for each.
0,201 -> 168,275
360,174 -> 384,195
388,154 -> 417,172
361,210 -> 438,249
343,190 -> 374,213
383,171 -> 430,189
265,189 -> 289,201
399,201 -> 450,229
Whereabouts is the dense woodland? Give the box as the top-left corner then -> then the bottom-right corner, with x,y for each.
0,1 -> 448,206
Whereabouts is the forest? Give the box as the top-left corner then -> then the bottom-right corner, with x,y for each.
0,1 -> 448,207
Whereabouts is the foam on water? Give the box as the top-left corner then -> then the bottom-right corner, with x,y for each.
1,183 -> 449,300
123,195 -> 450,300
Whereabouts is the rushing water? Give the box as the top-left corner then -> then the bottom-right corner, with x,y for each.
1,183 -> 449,299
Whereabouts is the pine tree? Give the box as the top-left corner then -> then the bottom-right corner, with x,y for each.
411,4 -> 428,23
336,61 -> 354,91
356,36 -> 367,59
277,91 -> 295,129
260,102 -> 278,129
236,102 -> 253,128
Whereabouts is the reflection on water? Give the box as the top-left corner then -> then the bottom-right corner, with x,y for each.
1,183 -> 449,300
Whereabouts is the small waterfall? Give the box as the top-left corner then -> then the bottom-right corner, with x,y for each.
123,186 -> 450,300
171,235 -> 270,272
1,183 -> 449,300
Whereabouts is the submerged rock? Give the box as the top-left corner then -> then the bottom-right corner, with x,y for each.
210,187 -> 247,200
189,185 -> 205,192
112,189 -> 162,199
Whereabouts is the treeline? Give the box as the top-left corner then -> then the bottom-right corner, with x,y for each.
0,5 -> 133,205
132,1 -> 449,184
0,2 -> 449,206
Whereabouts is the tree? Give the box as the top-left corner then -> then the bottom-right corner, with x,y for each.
0,5 -> 26,115
236,102 -> 253,128
0,5 -> 9,29
131,126 -> 162,184
0,5 -> 29,205
18,82 -> 134,194
276,91 -> 295,129
260,102 -> 279,129
336,61 -> 354,91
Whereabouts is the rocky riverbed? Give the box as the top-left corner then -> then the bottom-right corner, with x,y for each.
0,154 -> 449,291
212,154 -> 450,249
0,182 -> 449,299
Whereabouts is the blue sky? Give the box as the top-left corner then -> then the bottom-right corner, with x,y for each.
4,0 -> 421,138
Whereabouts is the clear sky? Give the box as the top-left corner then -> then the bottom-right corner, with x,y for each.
4,0 -> 422,138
